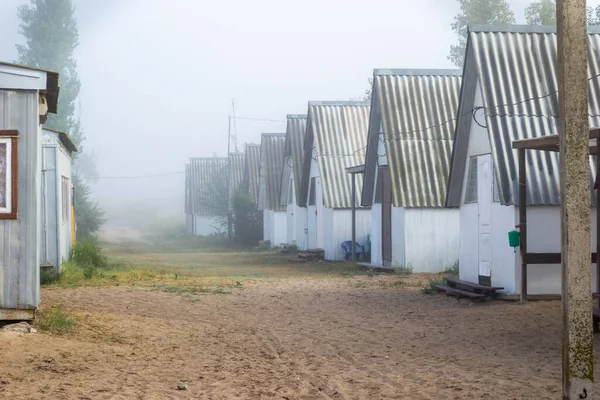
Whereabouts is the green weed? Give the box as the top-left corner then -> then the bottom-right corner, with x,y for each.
36,306 -> 76,335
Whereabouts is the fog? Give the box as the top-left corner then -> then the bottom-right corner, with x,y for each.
1,0 -> 599,226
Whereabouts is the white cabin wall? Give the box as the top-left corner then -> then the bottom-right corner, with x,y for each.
270,211 -> 287,246
370,203 -> 382,265
322,209 -> 371,261
513,206 -> 598,295
391,206 -> 405,267
404,208 -> 459,272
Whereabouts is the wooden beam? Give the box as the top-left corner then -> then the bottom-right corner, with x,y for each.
523,253 -> 598,264
513,134 -> 559,150
519,148 -> 527,304
557,0 -> 594,397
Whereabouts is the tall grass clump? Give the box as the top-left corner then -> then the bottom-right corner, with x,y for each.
36,306 -> 76,335
443,260 -> 459,275
394,263 -> 413,276
70,239 -> 108,279
40,268 -> 62,285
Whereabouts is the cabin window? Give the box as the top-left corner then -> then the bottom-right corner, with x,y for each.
308,177 -> 316,206
62,176 -> 70,224
288,180 -> 294,205
465,156 -> 478,204
0,130 -> 18,219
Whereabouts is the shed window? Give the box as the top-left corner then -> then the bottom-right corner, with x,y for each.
62,176 -> 70,224
465,157 -> 478,204
0,130 -> 18,219
308,177 -> 316,206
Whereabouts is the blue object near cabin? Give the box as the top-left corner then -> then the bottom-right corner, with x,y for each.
341,240 -> 365,261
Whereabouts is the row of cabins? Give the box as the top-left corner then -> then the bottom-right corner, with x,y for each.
185,24 -> 600,297
0,61 -> 76,319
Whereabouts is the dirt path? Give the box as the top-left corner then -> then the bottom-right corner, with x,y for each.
0,277 -> 598,399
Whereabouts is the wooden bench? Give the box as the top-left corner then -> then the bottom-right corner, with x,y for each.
432,284 -> 486,300
443,277 -> 504,293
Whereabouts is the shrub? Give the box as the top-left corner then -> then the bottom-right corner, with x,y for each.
443,260 -> 459,275
36,306 -> 76,335
422,279 -> 445,295
394,263 -> 413,276
71,239 -> 108,269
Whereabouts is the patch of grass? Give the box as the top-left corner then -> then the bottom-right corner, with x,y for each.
380,279 -> 404,289
153,284 -> 232,296
421,279 -> 446,295
443,260 -> 459,275
36,306 -> 76,335
40,269 -> 62,285
394,264 -> 413,276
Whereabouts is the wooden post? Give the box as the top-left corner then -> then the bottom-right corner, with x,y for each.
519,149 -> 527,305
351,172 -> 357,262
597,136 -> 600,306
557,0 -> 594,398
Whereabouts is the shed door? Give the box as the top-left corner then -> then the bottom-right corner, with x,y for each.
307,177 -> 319,249
380,167 -> 392,264
478,154 -> 493,285
287,179 -> 295,244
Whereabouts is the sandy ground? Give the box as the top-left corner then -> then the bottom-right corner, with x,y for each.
1,275 -> 600,399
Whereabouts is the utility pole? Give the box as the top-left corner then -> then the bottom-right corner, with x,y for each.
557,0 -> 593,398
227,115 -> 233,241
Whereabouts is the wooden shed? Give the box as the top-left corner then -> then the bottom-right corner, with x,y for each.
40,128 -> 77,272
0,62 -> 60,319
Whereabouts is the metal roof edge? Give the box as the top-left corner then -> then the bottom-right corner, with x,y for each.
468,24 -> 600,34
261,133 -> 286,137
374,68 -> 462,76
308,101 -> 370,107
42,127 -> 78,153
286,114 -> 307,119
189,157 -> 228,161
0,61 -> 59,75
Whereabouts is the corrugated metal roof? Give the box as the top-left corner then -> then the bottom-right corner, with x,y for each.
446,25 -> 600,207
258,134 -> 286,211
188,157 -> 228,215
299,101 -> 370,209
242,143 -> 261,206
42,127 -> 78,153
279,115 -> 307,206
362,70 -> 462,208
228,152 -> 245,206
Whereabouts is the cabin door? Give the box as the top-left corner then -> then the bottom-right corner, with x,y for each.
307,177 -> 320,249
380,167 -> 392,265
287,179 -> 295,244
477,154 -> 493,286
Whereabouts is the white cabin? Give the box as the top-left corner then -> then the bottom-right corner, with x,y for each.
446,25 -> 600,295
185,157 -> 228,236
279,115 -> 308,250
41,128 -> 76,271
361,70 -> 462,272
298,102 -> 371,260
258,134 -> 287,246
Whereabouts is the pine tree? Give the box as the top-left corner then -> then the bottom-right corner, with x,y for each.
16,0 -> 104,239
449,0 -> 515,68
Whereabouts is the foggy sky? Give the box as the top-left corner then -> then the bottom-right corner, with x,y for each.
1,0 -> 598,220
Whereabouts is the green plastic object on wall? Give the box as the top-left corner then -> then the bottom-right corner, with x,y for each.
508,230 -> 521,248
